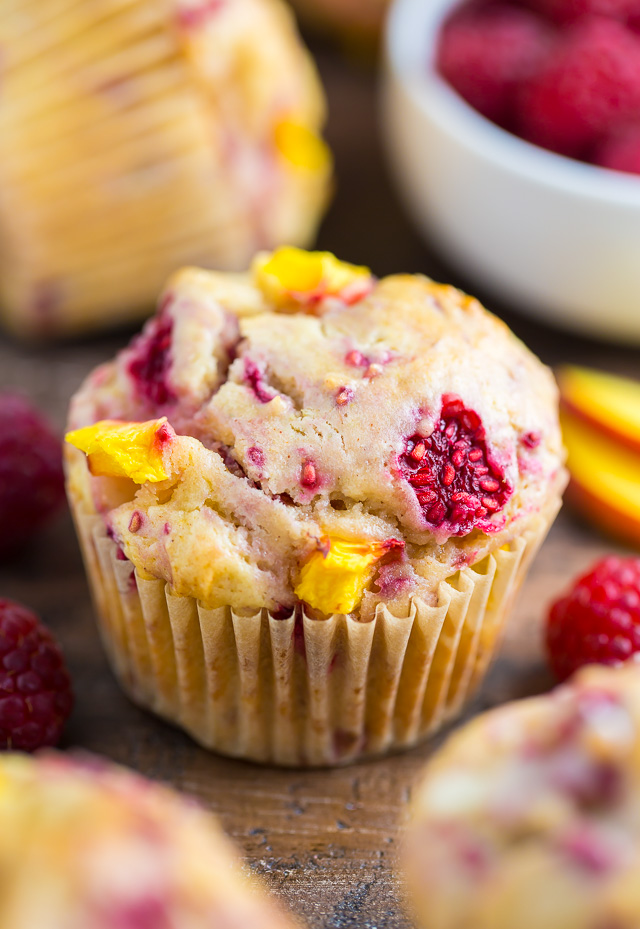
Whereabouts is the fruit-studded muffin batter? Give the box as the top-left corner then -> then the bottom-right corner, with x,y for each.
66,248 -> 565,620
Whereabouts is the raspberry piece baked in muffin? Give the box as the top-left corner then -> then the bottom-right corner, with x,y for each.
65,248 -> 565,765
403,663 -> 640,929
0,752 -> 300,929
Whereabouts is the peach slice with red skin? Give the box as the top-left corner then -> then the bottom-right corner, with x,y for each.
561,410 -> 640,548
558,366 -> 640,455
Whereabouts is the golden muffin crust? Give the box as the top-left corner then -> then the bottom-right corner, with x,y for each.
67,252 -> 565,615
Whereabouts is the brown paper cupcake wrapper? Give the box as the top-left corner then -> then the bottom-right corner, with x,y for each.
70,480 -> 559,766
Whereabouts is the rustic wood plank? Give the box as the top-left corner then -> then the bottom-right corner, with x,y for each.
0,44 -> 638,929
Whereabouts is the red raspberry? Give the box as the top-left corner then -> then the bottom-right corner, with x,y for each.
243,358 -> 277,404
546,556 -> 640,681
526,0 -> 639,24
518,18 -> 640,158
0,394 -> 66,560
437,4 -> 553,128
399,394 -> 512,537
594,125 -> 640,172
0,599 -> 73,751
127,314 -> 176,408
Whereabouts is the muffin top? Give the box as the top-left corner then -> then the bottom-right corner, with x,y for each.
67,248 -> 564,616
403,663 -> 640,929
0,752 -> 298,929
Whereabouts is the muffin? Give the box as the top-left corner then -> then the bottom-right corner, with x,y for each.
403,662 -> 640,929
0,0 -> 330,338
65,247 -> 566,766
0,751 -> 299,929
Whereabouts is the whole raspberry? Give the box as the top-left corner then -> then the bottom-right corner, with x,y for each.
127,313 -> 176,407
399,394 -> 512,537
437,4 -> 553,128
518,18 -> 640,158
526,0 -> 639,24
0,599 -> 73,750
546,556 -> 640,681
594,125 -> 640,173
0,394 -> 66,560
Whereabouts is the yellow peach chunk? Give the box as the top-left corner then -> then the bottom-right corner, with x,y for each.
259,246 -> 325,295
65,418 -> 172,483
252,247 -> 372,308
274,119 -> 332,173
295,537 -> 396,615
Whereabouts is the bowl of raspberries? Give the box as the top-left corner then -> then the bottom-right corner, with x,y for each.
383,0 -> 640,343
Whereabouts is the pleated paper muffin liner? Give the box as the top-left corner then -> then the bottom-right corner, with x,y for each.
69,475 -> 560,767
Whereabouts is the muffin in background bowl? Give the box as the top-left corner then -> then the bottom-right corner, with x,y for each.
65,247 -> 565,766
0,751 -> 301,929
0,0 -> 331,338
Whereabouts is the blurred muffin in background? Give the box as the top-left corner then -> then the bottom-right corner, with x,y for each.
0,751 -> 301,929
0,0 -> 331,338
402,663 -> 640,929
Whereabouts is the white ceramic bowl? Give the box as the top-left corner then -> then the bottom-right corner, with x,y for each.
382,0 -> 640,343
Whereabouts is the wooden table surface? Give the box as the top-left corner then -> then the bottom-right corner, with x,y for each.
1,44 -> 639,929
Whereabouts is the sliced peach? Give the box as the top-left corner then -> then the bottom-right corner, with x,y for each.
558,365 -> 640,455
65,418 -> 173,483
295,536 -> 402,615
561,410 -> 640,548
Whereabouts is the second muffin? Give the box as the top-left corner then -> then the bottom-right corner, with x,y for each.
0,751 -> 300,929
403,663 -> 640,929
0,0 -> 330,337
65,248 -> 566,765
